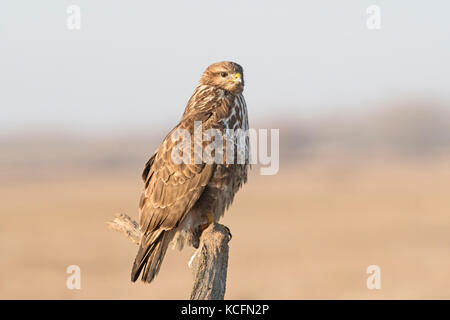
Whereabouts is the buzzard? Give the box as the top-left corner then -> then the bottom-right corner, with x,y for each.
131,61 -> 250,283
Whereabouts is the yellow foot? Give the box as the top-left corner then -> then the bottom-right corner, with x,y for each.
199,212 -> 215,233
198,213 -> 232,240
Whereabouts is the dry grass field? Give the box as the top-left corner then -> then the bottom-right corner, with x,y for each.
1,154 -> 450,299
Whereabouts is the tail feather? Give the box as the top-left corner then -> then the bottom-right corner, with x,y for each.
131,230 -> 172,283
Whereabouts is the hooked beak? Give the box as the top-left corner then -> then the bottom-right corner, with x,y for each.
233,72 -> 242,84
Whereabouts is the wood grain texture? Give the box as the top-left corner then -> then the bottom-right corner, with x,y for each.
189,223 -> 230,300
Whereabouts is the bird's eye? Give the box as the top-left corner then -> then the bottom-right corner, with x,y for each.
220,72 -> 228,77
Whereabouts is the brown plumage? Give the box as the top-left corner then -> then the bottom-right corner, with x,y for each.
131,61 -> 249,283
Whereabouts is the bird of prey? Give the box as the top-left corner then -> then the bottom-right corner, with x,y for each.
131,61 -> 249,283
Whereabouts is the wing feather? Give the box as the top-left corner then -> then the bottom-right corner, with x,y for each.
139,112 -> 218,234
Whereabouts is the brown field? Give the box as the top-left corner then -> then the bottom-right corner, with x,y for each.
1,155 -> 450,299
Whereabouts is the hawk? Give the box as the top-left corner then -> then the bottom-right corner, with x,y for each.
131,61 -> 250,283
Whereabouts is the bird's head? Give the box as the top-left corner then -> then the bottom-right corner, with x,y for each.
200,61 -> 244,94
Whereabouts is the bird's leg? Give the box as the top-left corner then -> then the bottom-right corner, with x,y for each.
199,212 -> 232,240
199,212 -> 214,233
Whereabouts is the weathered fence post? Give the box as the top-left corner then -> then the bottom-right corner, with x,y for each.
107,213 -> 231,300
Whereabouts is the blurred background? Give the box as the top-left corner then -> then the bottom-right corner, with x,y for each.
1,0 -> 450,299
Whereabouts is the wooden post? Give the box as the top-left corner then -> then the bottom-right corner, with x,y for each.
107,214 -> 231,300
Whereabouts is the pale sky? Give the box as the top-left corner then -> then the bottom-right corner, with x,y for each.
1,0 -> 449,134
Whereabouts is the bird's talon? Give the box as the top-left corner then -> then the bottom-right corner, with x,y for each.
219,224 -> 232,240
